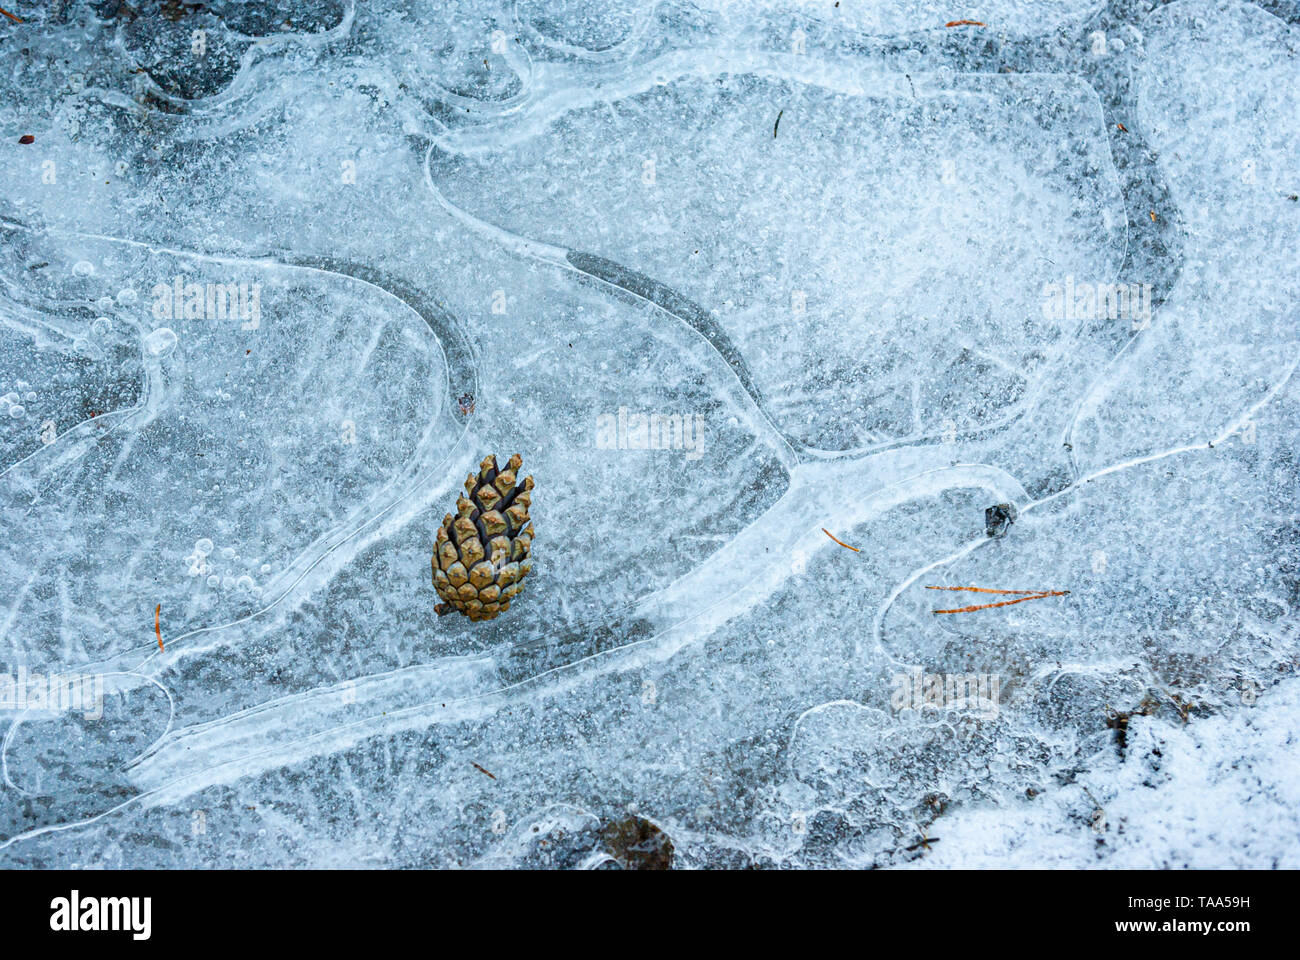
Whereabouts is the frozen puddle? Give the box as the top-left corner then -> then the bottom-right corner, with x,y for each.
0,0 -> 1296,867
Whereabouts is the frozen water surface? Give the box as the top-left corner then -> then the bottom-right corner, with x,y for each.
0,0 -> 1296,867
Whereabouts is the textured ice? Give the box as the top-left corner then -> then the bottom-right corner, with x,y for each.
0,0 -> 1296,868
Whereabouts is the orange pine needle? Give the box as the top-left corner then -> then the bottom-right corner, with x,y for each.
925,586 -> 1068,596
0,7 -> 21,24
155,604 -> 163,651
932,590 -> 1068,614
821,528 -> 860,552
934,593 -> 1048,614
945,20 -> 986,27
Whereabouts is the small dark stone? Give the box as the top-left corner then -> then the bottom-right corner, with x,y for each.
600,815 -> 674,870
985,503 -> 1017,538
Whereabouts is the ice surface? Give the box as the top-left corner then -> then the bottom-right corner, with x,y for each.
900,675 -> 1300,868
0,0 -> 1296,868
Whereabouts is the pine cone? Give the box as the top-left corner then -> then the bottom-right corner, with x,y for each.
432,454 -> 534,621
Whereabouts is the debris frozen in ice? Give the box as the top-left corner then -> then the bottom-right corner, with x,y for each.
0,0 -> 1296,868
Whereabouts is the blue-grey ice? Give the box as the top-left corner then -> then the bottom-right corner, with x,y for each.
0,0 -> 1296,868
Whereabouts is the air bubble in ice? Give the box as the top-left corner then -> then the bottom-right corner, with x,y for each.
195,538 -> 214,555
116,288 -> 138,305
145,328 -> 178,357
71,261 -> 95,277
206,575 -> 220,587
8,405 -> 25,419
